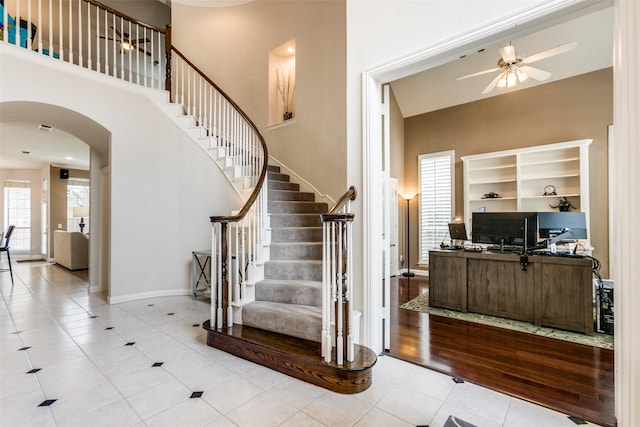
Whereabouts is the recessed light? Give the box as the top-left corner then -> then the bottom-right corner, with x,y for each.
287,47 -> 294,54
37,124 -> 53,132
65,156 -> 73,160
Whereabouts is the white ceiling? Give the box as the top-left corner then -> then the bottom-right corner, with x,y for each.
390,7 -> 613,117
0,121 -> 89,170
0,5 -> 612,171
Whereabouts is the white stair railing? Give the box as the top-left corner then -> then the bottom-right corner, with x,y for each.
170,49 -> 263,190
2,0 -> 271,332
210,180 -> 268,328
1,0 -> 170,91
321,186 -> 357,365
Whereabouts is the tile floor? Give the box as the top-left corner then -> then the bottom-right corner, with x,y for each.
0,261 -> 602,427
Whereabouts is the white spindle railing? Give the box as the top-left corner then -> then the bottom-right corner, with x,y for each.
210,181 -> 269,329
321,187 -> 357,365
1,0 -> 168,91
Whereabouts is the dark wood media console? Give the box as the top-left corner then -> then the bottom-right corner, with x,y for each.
429,250 -> 594,335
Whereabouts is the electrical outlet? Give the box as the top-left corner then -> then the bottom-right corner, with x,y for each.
57,224 -> 62,229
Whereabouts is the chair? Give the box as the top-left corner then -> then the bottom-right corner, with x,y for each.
0,225 -> 16,286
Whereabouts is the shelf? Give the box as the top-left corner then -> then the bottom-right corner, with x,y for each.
520,157 -> 580,167
469,164 -> 516,172
521,194 -> 580,200
470,197 -> 516,201
469,178 -> 517,185
462,139 -> 591,240
521,173 -> 580,181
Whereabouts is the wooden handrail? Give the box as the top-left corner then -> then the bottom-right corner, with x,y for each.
169,48 -> 269,224
327,186 -> 357,214
85,0 -> 168,33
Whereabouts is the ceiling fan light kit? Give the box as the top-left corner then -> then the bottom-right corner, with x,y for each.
458,42 -> 577,94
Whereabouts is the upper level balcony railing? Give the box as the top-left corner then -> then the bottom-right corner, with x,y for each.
1,0 -> 169,91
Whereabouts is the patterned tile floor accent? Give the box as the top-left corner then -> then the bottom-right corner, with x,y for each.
400,291 -> 614,350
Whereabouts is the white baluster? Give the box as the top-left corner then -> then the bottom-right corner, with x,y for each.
15,0 -> 20,48
26,0 -> 32,50
95,6 -> 101,72
211,224 -> 218,326
48,0 -> 53,56
226,225 -> 233,327
216,223 -> 223,329
87,3 -> 92,70
63,0 -> 71,63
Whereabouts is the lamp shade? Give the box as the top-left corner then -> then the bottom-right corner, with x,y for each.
73,206 -> 89,218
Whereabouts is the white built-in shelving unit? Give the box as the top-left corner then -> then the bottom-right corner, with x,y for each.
462,139 -> 592,243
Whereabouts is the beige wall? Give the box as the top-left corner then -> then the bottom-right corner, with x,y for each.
402,68 -> 612,275
49,166 -> 90,258
171,1 -> 347,200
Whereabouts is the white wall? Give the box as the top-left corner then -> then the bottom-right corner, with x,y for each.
0,44 -> 240,302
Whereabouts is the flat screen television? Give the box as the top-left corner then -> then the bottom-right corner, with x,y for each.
538,212 -> 587,241
472,212 -> 538,247
448,222 -> 468,240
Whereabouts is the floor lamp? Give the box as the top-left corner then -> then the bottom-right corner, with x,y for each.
402,193 -> 416,277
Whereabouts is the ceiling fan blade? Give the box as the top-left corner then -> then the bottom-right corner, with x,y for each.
520,65 -> 551,81
499,45 -> 516,63
522,42 -> 577,64
137,46 -> 152,57
481,73 -> 504,94
456,67 -> 501,80
132,38 -> 150,44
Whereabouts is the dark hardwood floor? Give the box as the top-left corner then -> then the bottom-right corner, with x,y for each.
388,275 -> 615,427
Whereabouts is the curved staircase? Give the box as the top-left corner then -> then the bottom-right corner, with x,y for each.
204,166 -> 377,394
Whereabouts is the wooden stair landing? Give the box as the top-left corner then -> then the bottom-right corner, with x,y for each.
202,321 -> 377,394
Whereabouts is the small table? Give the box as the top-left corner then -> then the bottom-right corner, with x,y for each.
192,250 -> 212,298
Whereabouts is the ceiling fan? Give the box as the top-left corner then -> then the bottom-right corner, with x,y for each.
99,26 -> 151,57
457,42 -> 578,94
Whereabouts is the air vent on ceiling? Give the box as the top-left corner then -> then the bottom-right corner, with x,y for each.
21,150 -> 31,155
37,124 -> 53,132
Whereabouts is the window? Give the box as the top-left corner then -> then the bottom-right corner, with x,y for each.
67,178 -> 90,232
3,180 -> 31,250
418,151 -> 455,264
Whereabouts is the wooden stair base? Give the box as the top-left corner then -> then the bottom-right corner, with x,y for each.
202,321 -> 377,394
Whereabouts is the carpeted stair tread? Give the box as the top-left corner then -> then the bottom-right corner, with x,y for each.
269,180 -> 300,191
265,259 -> 322,281
268,190 -> 315,202
242,301 -> 322,342
270,242 -> 322,260
271,227 -> 323,243
268,201 -> 329,214
254,279 -> 322,307
267,171 -> 290,182
270,213 -> 322,227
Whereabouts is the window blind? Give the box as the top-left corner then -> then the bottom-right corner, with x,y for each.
418,151 -> 454,264
3,180 -> 32,250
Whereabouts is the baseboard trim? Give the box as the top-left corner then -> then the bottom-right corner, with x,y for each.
108,288 -> 192,304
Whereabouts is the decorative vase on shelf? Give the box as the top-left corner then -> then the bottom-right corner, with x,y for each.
283,111 -> 293,120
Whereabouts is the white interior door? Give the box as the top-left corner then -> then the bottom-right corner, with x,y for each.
389,177 -> 399,276
381,84 -> 391,350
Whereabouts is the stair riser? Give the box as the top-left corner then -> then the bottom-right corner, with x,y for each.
254,281 -> 322,307
265,262 -> 322,281
270,243 -> 323,260
268,191 -> 315,202
271,228 -> 323,243
269,201 -> 328,214
269,180 -> 300,192
242,302 -> 322,342
267,171 -> 290,182
270,214 -> 322,228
